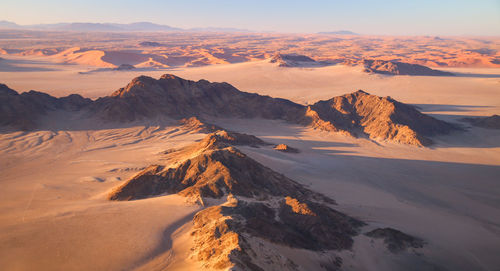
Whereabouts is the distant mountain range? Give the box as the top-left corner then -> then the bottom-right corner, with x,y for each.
0,20 -> 251,33
318,30 -> 359,35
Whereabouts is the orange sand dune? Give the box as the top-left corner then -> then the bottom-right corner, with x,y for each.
1,30 -> 498,69
50,47 -> 115,67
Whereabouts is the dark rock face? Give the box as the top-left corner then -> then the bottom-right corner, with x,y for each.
178,118 -> 268,148
361,59 -> 455,76
108,131 -> 367,270
270,53 -> 320,67
228,197 -> 364,250
114,64 -> 135,70
178,116 -> 223,133
211,130 -> 269,147
108,132 -> 328,202
1,74 -> 458,146
366,228 -> 425,253
90,74 -> 457,146
0,84 -> 91,130
461,115 -> 500,129
89,74 -> 304,122
191,197 -> 363,270
302,90 -> 459,146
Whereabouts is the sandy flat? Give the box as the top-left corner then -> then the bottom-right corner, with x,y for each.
0,120 -> 204,271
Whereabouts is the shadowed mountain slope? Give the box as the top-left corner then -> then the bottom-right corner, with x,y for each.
108,132 -> 326,202
270,53 -> 319,67
302,90 -> 459,146
89,74 -> 304,122
1,75 -> 459,146
90,75 -> 457,146
0,83 -> 91,130
361,59 -> 455,76
108,131 -> 425,270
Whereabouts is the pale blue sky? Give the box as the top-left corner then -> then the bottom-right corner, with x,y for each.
1,0 -> 499,35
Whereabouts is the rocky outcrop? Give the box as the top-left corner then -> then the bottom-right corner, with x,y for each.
178,116 -> 223,133
108,132 -> 325,202
113,64 -> 135,70
1,75 -> 458,146
178,117 -> 269,147
270,53 -> 326,67
361,59 -> 455,76
274,144 -> 299,153
210,130 -> 269,147
461,114 -> 500,129
89,74 -> 304,122
92,75 -> 457,146
191,196 -> 363,270
109,131 -> 368,270
0,84 -> 91,130
366,228 -> 425,253
301,90 -> 459,146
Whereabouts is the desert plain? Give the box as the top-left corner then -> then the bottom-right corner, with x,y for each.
1,30 -> 500,271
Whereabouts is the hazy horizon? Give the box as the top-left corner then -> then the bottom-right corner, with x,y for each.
1,0 -> 499,36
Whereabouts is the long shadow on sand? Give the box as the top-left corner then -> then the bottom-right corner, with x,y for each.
422,112 -> 500,148
254,135 -> 500,227
413,104 -> 494,113
0,57 -> 60,72
327,154 -> 500,229
452,72 -> 500,78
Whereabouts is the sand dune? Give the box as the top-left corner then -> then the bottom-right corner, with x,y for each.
1,30 -> 499,69
50,47 -> 115,67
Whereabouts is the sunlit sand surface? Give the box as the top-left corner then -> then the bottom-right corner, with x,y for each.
1,34 -> 500,270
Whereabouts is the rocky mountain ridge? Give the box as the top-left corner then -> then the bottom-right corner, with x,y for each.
108,130 -> 424,270
0,74 -> 459,146
0,83 -> 91,130
360,59 -> 455,76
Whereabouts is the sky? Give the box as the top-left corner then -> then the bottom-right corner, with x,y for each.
1,0 -> 499,35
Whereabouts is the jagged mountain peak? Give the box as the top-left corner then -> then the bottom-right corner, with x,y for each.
0,84 -> 17,95
304,90 -> 459,146
108,131 -> 326,202
1,75 -> 459,146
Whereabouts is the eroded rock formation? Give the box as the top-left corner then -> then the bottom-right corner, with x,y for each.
1,75 -> 459,146
0,84 -> 91,130
302,90 -> 459,146
361,59 -> 455,76
109,132 -> 372,270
